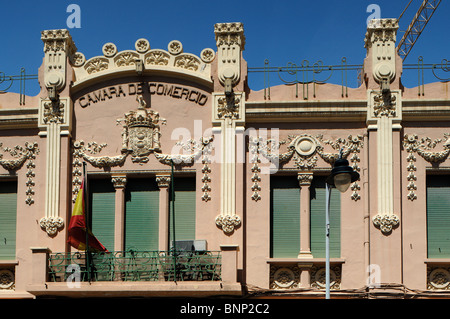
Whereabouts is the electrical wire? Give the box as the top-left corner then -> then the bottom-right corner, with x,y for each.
242,283 -> 450,299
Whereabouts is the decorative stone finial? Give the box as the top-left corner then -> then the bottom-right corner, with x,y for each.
214,22 -> 245,86
41,29 -> 76,91
364,18 -> 399,84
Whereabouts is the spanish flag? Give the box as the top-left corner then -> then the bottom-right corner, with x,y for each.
67,180 -> 108,252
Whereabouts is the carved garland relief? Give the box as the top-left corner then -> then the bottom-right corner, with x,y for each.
403,133 -> 450,201
0,142 -> 39,205
250,134 -> 364,201
201,140 -> 213,202
248,139 -> 262,201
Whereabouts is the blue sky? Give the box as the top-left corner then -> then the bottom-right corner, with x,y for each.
0,0 -> 448,95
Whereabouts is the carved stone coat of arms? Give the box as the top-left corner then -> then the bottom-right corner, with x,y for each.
119,95 -> 166,163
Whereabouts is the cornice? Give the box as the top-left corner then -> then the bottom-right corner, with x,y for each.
245,97 -> 450,123
0,108 -> 39,130
245,99 -> 367,122
402,98 -> 450,121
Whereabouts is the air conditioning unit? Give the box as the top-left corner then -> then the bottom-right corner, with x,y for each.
172,240 -> 207,252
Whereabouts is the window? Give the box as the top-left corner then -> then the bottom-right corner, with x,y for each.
125,178 -> 159,251
87,175 -> 197,253
269,175 -> 342,259
270,176 -> 300,258
0,181 -> 17,260
427,175 -> 450,258
89,179 -> 115,252
169,177 -> 196,246
310,176 -> 341,258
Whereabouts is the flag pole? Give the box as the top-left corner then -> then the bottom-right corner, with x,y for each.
171,159 -> 176,281
82,161 -> 91,282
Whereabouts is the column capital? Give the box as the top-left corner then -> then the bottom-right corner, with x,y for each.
297,172 -> 313,187
111,175 -> 127,188
156,175 -> 171,188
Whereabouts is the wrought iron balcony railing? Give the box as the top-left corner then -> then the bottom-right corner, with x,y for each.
248,57 -> 449,100
48,250 -> 221,282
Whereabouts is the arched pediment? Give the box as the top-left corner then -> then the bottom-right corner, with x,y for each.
70,38 -> 215,92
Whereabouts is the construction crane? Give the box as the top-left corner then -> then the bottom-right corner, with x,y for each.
396,0 -> 442,61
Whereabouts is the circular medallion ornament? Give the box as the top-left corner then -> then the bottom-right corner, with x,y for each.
273,268 -> 296,289
71,52 -> 86,67
46,72 -> 64,89
294,136 -> 317,156
168,40 -> 183,55
135,38 -> 150,53
200,48 -> 215,63
313,268 -> 336,289
0,269 -> 14,290
429,268 -> 450,290
374,63 -> 394,82
102,42 -> 117,57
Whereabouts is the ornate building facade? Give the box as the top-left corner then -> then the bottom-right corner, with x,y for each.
0,19 -> 449,298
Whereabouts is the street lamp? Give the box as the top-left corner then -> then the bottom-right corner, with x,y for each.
324,151 -> 360,299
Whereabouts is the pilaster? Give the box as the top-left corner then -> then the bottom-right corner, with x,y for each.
365,19 -> 403,285
38,97 -> 72,236
213,23 -> 246,235
38,29 -> 75,237
365,19 -> 402,233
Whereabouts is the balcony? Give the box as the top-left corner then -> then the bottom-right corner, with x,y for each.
27,245 -> 241,298
48,250 -> 221,282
